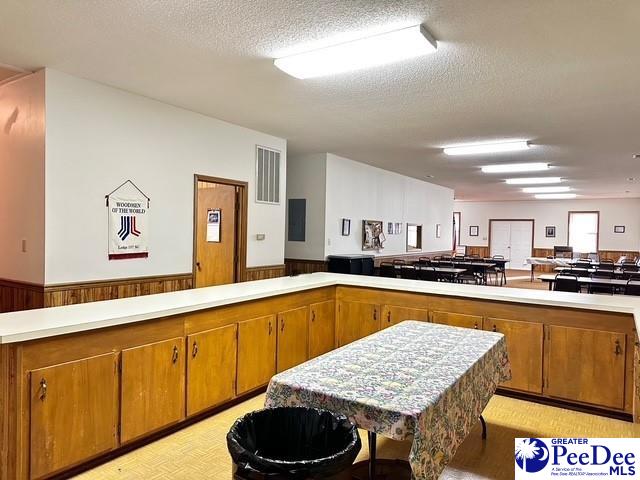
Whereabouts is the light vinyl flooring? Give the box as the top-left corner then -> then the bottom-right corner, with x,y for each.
75,394 -> 640,480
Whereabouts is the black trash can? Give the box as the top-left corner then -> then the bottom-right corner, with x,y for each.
227,406 -> 361,480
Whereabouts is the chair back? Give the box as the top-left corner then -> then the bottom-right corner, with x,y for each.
392,259 -> 405,265
574,261 -> 591,269
379,262 -> 396,278
400,265 -> 418,280
554,274 -> 580,293
592,270 -> 613,279
417,266 -> 438,282
598,259 -> 615,270
418,257 -> 431,265
441,254 -> 452,261
625,279 -> 640,296
492,255 -> 504,260
587,252 -> 599,262
622,261 -> 638,271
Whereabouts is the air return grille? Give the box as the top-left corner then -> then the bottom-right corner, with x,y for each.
256,146 -> 281,204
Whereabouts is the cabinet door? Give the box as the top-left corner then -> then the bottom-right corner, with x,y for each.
237,315 -> 277,394
277,307 -> 309,373
431,311 -> 483,330
121,338 -> 185,443
546,326 -> 626,409
336,301 -> 380,347
382,305 -> 429,329
187,324 -> 237,416
485,318 -> 543,393
309,300 -> 335,359
30,353 -> 118,479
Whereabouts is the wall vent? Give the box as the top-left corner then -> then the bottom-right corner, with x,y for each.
256,146 -> 281,204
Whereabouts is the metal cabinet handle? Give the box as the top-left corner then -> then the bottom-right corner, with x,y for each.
373,309 -> 377,321
474,322 -> 478,330
614,340 -> 622,356
281,319 -> 285,332
39,378 -> 47,401
268,321 -> 272,335
311,311 -> 315,322
492,325 -> 497,332
192,341 -> 198,358
172,345 -> 179,364
196,262 -> 202,271
387,311 -> 392,324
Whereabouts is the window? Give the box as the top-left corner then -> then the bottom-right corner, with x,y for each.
568,212 -> 599,254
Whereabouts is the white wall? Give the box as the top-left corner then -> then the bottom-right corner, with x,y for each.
455,198 -> 640,251
0,71 -> 45,283
44,69 -> 287,284
285,153 -> 326,260
325,154 -> 454,257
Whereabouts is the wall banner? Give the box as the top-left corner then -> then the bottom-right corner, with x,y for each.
106,180 -> 150,260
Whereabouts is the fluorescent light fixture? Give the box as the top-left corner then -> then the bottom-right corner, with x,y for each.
505,177 -> 562,185
522,186 -> 571,193
481,163 -> 549,174
444,140 -> 530,156
534,193 -> 577,200
274,24 -> 437,79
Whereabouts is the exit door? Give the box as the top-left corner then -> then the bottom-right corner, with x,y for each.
489,220 -> 534,270
194,176 -> 246,287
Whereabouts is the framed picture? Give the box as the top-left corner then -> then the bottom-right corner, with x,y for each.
394,222 -> 402,235
614,225 -> 625,234
362,219 -> 384,250
469,225 -> 479,237
341,218 -> 351,236
435,223 -> 442,238
545,226 -> 556,238
387,222 -> 393,234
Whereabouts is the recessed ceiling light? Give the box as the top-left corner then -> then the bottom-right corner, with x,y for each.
274,24 -> 437,79
481,163 -> 549,173
522,186 -> 571,193
534,193 -> 577,200
627,177 -> 636,182
505,177 -> 563,185
444,140 -> 530,156
633,154 -> 640,159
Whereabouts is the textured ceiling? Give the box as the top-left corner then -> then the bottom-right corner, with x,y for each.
1,0 -> 639,200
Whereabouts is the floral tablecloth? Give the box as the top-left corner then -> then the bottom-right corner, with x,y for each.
265,320 -> 511,480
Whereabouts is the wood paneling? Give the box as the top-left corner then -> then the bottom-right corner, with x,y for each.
381,305 -> 429,328
0,344 -> 20,480
284,259 -> 328,276
599,250 -> 640,262
186,325 -> 237,416
431,311 -> 483,330
244,264 -> 286,281
276,307 -> 309,373
236,315 -> 276,395
0,279 -> 44,313
29,353 -> 118,479
120,338 -> 185,443
465,246 -> 490,258
635,342 -> 640,422
336,300 -> 380,347
309,300 -> 335,359
44,274 -> 193,307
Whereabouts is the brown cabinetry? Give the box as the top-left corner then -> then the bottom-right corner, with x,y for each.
431,311 -> 483,330
277,307 -> 309,373
236,315 -> 277,394
381,305 -> 429,328
29,353 -> 118,479
545,325 -> 626,409
309,300 -> 335,358
120,338 -> 185,443
186,324 -> 237,416
485,318 -> 543,393
336,300 -> 380,347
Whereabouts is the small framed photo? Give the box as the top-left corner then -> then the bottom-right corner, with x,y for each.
436,223 -> 442,238
614,225 -> 625,234
394,222 -> 402,235
341,218 -> 351,236
545,226 -> 556,238
387,222 -> 393,235
469,225 -> 479,237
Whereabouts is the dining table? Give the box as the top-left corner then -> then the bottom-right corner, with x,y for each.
265,321 -> 511,480
539,273 -> 629,291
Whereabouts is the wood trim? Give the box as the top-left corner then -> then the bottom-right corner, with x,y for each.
488,219 -> 535,259
193,175 -> 248,284
284,258 -> 329,276
243,264 -> 286,281
465,245 -> 490,258
0,279 -> 44,313
568,211 -> 600,252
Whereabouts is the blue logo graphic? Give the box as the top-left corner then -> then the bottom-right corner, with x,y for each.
516,438 -> 550,473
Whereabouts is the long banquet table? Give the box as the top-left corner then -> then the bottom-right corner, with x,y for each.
265,321 -> 511,480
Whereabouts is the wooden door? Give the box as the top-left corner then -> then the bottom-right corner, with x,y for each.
195,180 -> 237,287
336,301 -> 380,347
545,326 -> 626,409
120,338 -> 185,443
382,305 -> 429,329
431,311 -> 483,330
485,318 -> 543,393
186,324 -> 237,416
237,315 -> 277,394
277,307 -> 309,372
309,300 -> 335,359
29,353 -> 118,479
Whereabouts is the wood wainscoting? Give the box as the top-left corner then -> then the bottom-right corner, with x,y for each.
599,250 -> 640,262
284,259 -> 328,276
243,264 -> 286,281
0,279 -> 45,313
44,274 -> 194,307
465,245 -> 490,258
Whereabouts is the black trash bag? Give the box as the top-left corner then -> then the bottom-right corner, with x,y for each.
227,406 -> 361,479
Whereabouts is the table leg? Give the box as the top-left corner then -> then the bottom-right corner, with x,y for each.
368,431 -> 377,480
548,281 -> 552,291
530,265 -> 534,282
480,415 -> 487,439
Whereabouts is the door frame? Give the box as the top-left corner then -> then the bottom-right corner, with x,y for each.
193,174 -> 248,284
488,218 -> 535,261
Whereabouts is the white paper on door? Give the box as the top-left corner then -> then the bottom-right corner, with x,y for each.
207,208 -> 221,242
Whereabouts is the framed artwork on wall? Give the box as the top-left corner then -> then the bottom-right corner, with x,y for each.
614,225 -> 625,233
387,222 -> 393,234
435,223 -> 442,238
362,219 -> 385,250
545,226 -> 556,238
341,218 -> 351,236
469,225 -> 479,237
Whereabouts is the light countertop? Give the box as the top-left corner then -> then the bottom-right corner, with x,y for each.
1,272 -> 639,344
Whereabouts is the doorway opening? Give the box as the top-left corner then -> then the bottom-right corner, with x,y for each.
193,175 -> 247,287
